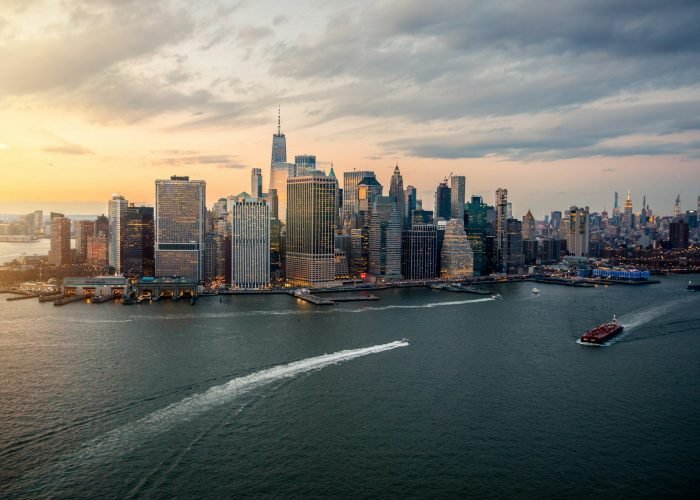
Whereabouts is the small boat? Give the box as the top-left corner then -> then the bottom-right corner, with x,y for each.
491,293 -> 502,300
688,281 -> 700,291
532,288 -> 541,295
579,315 -> 624,345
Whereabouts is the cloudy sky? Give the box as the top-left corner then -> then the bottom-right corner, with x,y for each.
1,0 -> 699,217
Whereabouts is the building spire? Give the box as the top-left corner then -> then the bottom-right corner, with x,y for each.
277,105 -> 281,135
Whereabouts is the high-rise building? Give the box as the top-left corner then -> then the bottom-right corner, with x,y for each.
286,175 -> 337,286
673,194 -> 682,218
294,154 -> 317,177
495,188 -> 509,273
271,106 -> 286,166
402,224 -> 437,280
87,233 -> 108,267
368,196 -> 402,279
435,182 -> 451,220
564,206 -> 590,257
405,185 -> 417,226
155,176 -> 206,281
343,170 -> 375,219
75,220 -> 95,263
350,228 -> 369,277
230,197 -> 270,289
48,216 -> 71,266
356,176 -> 383,228
669,220 -> 689,249
95,214 -> 108,238
450,176 -> 466,224
122,205 -> 155,277
623,191 -> 633,229
389,164 -> 405,228
506,218 -> 524,274
269,162 -> 295,223
466,195 -> 489,275
440,219 -> 473,279
108,194 -> 128,274
251,168 -> 263,199
522,209 -> 536,241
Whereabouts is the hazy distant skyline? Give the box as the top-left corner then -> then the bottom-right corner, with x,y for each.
1,0 -> 699,217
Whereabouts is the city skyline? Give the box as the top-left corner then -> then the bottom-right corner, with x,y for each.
1,1 -> 699,216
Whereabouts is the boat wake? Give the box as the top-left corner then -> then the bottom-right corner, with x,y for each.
67,297 -> 493,323
25,341 -> 408,493
617,297 -> 695,331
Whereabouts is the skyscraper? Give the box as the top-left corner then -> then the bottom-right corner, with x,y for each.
75,220 -> 95,263
343,170 -> 375,219
405,185 -> 417,226
368,196 -> 402,279
506,218 -> 524,274
522,209 -> 536,241
251,168 -> 263,199
108,194 -> 128,274
122,205 -> 155,277
230,197 -> 270,289
295,154 -> 317,177
271,106 -> 286,166
440,219 -> 473,279
389,164 -> 405,228
673,194 -> 682,218
49,216 -> 71,266
402,224 -> 437,280
623,191 -> 633,229
286,175 -> 337,286
495,188 -> 509,273
565,206 -> 590,257
269,162 -> 295,223
450,176 -> 466,224
466,195 -> 489,275
155,176 -> 206,281
435,181 -> 451,220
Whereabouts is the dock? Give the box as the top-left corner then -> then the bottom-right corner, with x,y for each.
325,294 -> 379,302
529,277 -> 595,288
288,291 -> 334,305
38,293 -> 65,303
53,295 -> 86,306
90,295 -> 114,304
6,293 -> 40,301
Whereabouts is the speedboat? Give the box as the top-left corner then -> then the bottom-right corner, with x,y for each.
532,288 -> 541,295
491,293 -> 502,300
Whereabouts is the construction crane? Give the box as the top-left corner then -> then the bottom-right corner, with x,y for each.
443,172 -> 453,184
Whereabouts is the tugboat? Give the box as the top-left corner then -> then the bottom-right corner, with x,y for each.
579,315 -> 624,345
688,281 -> 700,291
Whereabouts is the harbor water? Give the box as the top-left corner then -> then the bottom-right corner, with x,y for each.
1,275 -> 698,498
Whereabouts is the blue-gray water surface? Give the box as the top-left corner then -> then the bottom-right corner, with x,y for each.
1,275 -> 698,498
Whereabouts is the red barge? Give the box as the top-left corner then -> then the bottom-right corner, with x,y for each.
579,315 -> 624,345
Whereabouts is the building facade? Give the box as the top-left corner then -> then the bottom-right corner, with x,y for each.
440,219 -> 474,279
286,175 -> 337,286
155,176 -> 206,281
108,194 -> 128,273
230,198 -> 271,288
450,176 -> 466,224
122,205 -> 155,277
49,216 -> 71,265
402,224 -> 438,279
368,196 -> 402,279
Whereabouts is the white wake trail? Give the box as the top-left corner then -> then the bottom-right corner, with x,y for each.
73,340 -> 408,463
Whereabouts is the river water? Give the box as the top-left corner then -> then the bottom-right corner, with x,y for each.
1,276 -> 698,498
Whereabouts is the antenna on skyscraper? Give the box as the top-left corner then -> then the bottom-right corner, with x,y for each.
277,105 -> 281,135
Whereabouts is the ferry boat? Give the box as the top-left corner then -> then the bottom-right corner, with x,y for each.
579,315 -> 623,345
688,281 -> 700,291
